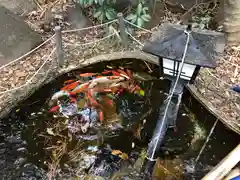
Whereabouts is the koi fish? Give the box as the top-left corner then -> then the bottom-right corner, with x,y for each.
126,69 -> 132,78
51,91 -> 70,101
101,70 -> 113,75
71,83 -> 89,94
49,105 -> 60,113
87,90 -> 99,107
64,79 -> 75,84
111,70 -> 121,76
61,81 -> 81,91
79,73 -> 97,77
88,76 -> 124,89
117,69 -> 130,79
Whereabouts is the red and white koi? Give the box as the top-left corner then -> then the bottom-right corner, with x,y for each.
51,90 -> 71,101
88,76 -> 125,89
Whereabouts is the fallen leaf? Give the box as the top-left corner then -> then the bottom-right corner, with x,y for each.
15,71 -> 26,78
234,67 -> 238,77
119,153 -> 129,160
111,150 -> 122,155
47,128 -> 55,136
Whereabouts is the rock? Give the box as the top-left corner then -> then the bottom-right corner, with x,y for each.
0,6 -> 42,66
0,0 -> 37,15
66,3 -> 92,32
114,0 -> 138,12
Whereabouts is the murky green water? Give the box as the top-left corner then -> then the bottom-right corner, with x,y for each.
0,60 -> 239,180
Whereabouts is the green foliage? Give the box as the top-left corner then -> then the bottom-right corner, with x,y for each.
78,0 -> 151,27
126,3 -> 151,27
192,15 -> 211,29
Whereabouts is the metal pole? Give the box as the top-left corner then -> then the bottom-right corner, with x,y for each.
54,26 -> 64,67
117,13 -> 128,48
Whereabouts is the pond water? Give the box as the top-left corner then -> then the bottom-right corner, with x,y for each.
0,60 -> 239,180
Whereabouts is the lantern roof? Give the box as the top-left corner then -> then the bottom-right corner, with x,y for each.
142,23 -> 226,68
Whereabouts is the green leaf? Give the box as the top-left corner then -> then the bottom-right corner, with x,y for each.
126,13 -> 137,21
93,10 -> 102,18
94,0 -> 98,4
88,0 -> 94,5
105,8 -> 117,20
98,12 -> 105,22
142,6 -> 148,14
137,17 -> 144,27
141,14 -> 151,22
98,0 -> 104,5
137,3 -> 143,15
78,0 -> 85,5
83,0 -> 88,7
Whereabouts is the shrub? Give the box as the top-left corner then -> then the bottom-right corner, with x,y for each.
77,0 -> 151,27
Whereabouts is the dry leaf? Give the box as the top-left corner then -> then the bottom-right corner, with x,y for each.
47,128 -> 55,136
234,67 -> 238,77
111,150 -> 122,155
119,153 -> 129,160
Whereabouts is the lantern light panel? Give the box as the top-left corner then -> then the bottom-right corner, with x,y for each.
162,58 -> 197,81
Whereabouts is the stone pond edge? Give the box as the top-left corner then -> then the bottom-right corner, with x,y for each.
1,51 -> 239,135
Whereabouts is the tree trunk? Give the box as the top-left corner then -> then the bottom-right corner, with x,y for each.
222,0 -> 240,45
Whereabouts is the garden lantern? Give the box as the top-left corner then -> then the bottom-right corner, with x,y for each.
141,23 -> 226,163
143,23 -> 225,84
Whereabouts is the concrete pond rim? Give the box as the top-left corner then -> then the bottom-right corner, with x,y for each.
0,51 -> 239,135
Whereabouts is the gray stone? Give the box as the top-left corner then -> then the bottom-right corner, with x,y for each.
0,6 -> 42,66
0,0 -> 37,15
114,0 -> 138,12
66,3 -> 92,31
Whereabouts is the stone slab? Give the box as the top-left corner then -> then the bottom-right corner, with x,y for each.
0,6 -> 42,66
0,0 -> 36,15
66,3 -> 92,31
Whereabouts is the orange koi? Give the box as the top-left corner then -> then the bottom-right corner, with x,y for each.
71,83 -> 89,94
107,76 -> 122,80
95,76 -> 104,78
49,106 -> 60,113
79,73 -> 97,77
61,81 -> 81,91
64,79 -> 75,84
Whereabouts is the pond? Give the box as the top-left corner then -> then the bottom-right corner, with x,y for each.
0,59 -> 239,180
